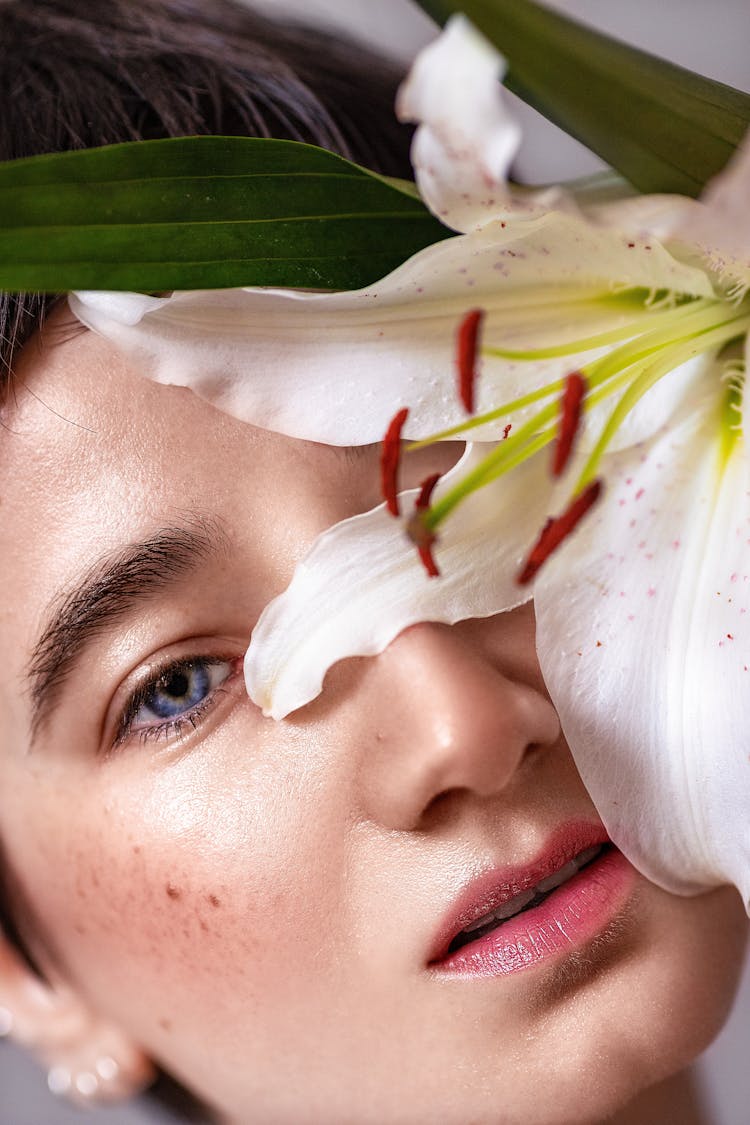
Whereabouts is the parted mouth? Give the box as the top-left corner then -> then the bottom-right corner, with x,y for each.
446,843 -> 606,954
429,822 -> 610,964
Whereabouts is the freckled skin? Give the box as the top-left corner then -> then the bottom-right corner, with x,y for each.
0,314 -> 746,1125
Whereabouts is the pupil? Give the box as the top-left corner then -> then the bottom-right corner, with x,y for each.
147,661 -> 211,719
164,670 -> 190,698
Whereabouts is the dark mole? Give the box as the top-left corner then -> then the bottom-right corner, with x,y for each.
166,883 -> 182,901
208,894 -> 221,909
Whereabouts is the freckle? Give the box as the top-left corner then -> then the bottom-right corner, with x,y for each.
132,845 -> 141,855
208,894 -> 221,909
166,883 -> 182,901
74,923 -> 87,936
159,1018 -> 172,1032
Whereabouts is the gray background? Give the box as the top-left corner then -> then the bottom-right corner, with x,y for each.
2,0 -> 749,1121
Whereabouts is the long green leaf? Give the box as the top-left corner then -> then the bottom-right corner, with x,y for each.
415,0 -> 750,196
0,136 -> 452,291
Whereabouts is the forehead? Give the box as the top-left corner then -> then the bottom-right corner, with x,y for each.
0,317 -> 362,708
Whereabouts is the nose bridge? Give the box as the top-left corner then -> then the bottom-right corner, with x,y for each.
357,620 -> 561,831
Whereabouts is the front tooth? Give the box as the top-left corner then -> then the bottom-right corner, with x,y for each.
493,889 -> 535,920
535,859 -> 579,895
463,910 -> 498,933
573,844 -> 602,869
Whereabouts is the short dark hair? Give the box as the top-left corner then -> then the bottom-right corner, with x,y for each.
0,0 -> 414,394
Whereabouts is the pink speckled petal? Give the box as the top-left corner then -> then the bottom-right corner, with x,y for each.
70,212 -> 713,446
534,374 -> 750,906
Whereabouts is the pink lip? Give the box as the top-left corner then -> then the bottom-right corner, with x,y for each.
428,821 -> 636,976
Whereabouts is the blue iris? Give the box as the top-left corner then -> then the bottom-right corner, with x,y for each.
147,661 -> 211,719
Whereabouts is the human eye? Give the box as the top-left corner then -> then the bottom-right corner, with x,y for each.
112,653 -> 243,749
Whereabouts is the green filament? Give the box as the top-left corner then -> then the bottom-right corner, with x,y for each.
417,294 -> 750,536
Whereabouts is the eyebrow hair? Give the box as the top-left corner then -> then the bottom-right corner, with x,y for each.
25,514 -> 231,746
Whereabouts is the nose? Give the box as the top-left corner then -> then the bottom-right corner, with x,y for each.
355,616 -> 561,831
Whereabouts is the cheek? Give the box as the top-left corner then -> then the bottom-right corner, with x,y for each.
7,733 -> 352,1041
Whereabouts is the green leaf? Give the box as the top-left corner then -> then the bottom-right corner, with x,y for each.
0,136 -> 453,292
414,0 -> 750,196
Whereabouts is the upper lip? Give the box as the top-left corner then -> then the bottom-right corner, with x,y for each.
427,821 -> 610,963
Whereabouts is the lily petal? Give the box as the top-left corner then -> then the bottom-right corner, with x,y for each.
395,15 -> 530,233
70,213 -> 713,446
534,380 -> 750,904
664,132 -> 750,295
244,443 -> 564,719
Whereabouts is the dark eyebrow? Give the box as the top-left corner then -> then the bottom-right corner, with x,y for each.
26,515 -> 230,746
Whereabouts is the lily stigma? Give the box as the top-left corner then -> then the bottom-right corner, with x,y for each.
70,15 -> 750,910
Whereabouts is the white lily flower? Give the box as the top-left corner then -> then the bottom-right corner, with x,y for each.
70,17 -> 750,907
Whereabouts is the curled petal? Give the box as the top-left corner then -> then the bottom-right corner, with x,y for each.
244,445 -> 561,719
70,214 -> 713,446
535,379 -> 750,905
396,15 -> 525,233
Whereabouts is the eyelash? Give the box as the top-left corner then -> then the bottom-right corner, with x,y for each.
113,653 -> 241,749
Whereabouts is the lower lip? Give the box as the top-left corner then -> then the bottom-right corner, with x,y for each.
431,847 -> 636,977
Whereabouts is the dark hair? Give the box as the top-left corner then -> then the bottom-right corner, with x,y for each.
0,1 -> 413,1117
0,0 -> 414,396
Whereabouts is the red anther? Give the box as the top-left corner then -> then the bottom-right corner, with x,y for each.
380,407 -> 409,516
517,479 -> 602,585
407,507 -> 440,578
457,308 -> 484,414
503,423 -> 512,440
418,541 -> 440,578
416,472 -> 441,510
553,371 -> 587,477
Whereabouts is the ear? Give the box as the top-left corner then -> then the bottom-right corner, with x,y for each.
0,927 -> 155,1105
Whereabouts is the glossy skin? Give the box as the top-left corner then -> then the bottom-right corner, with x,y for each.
0,312 -> 746,1125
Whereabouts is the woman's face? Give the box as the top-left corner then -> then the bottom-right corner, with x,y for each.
0,314 -> 746,1125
